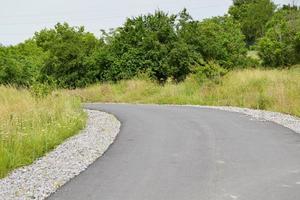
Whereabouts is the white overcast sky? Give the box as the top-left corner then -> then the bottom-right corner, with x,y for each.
0,0 -> 296,45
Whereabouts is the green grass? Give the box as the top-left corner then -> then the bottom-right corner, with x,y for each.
0,86 -> 86,178
67,66 -> 300,117
1,66 -> 299,178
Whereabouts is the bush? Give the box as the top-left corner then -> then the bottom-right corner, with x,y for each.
257,9 -> 300,66
181,16 -> 248,69
30,82 -> 54,99
229,0 -> 276,45
3,8 -> 291,88
194,61 -> 227,84
90,10 -> 207,83
0,40 -> 47,87
35,23 -> 101,88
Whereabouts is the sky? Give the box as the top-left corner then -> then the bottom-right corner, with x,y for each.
0,0 -> 296,45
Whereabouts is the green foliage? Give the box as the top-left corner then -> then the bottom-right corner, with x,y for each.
257,8 -> 300,66
164,41 -> 200,82
30,82 -> 55,99
104,11 -> 186,82
89,10 -> 207,83
0,40 -> 47,86
296,32 -> 300,51
194,61 -> 227,84
83,45 -> 114,82
181,16 -> 247,68
34,23 -> 101,88
229,0 -> 276,45
4,6 -> 299,88
84,10 -> 246,84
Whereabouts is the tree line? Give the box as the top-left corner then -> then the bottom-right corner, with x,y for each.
0,0 -> 299,88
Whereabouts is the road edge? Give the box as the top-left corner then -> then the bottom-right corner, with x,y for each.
87,103 -> 300,134
0,109 -> 121,200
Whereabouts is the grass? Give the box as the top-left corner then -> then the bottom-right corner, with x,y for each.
2,66 -> 299,178
66,66 -> 300,117
0,86 -> 86,178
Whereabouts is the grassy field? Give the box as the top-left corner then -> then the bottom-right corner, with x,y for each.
67,67 -> 300,117
0,86 -> 86,178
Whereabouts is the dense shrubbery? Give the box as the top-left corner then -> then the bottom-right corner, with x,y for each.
1,2 -> 300,88
193,61 -> 227,84
257,7 -> 300,66
183,16 -> 248,68
0,40 -> 47,86
229,0 -> 276,45
101,11 -> 186,82
35,23 -> 101,88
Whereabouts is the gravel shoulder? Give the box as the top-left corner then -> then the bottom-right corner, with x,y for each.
190,105 -> 300,134
0,109 -> 121,200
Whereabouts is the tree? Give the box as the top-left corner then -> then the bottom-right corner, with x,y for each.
34,23 -> 101,88
229,0 -> 276,45
257,8 -> 300,66
0,39 -> 47,86
165,41 -> 202,82
1,8 -> 274,87
180,16 -> 247,68
108,11 -> 177,82
99,10 -> 201,83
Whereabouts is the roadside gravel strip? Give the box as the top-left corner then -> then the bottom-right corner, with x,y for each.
0,109 -> 121,200
193,106 -> 300,134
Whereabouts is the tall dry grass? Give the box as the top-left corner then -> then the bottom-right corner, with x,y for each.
0,86 -> 86,178
67,67 -> 300,117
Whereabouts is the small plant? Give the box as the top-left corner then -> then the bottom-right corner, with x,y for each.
194,61 -> 227,84
30,82 -> 54,99
257,92 -> 272,110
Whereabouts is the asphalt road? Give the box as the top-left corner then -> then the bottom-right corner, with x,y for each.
49,104 -> 300,200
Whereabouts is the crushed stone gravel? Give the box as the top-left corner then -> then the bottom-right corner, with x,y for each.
0,109 -> 120,200
193,105 -> 300,134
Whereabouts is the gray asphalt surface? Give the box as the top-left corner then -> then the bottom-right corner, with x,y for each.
49,104 -> 300,200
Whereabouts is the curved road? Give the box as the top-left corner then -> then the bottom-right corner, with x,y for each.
49,104 -> 300,200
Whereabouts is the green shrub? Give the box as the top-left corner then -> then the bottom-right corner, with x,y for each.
229,0 -> 276,45
181,16 -> 248,68
34,23 -> 101,88
30,82 -> 54,99
257,9 -> 300,66
194,61 -> 227,84
0,40 -> 47,87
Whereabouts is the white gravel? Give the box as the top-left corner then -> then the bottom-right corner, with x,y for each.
191,105 -> 300,134
0,109 -> 121,200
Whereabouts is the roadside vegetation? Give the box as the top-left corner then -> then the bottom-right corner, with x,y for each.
0,86 -> 86,178
1,0 -> 300,178
2,1 -> 300,89
67,66 -> 300,117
